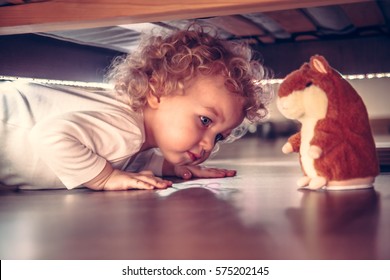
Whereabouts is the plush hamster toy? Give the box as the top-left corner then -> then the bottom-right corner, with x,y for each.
277,55 -> 379,190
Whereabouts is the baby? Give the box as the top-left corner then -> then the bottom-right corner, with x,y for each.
0,25 -> 270,191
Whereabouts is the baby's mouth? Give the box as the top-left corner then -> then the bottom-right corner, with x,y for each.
187,151 -> 201,162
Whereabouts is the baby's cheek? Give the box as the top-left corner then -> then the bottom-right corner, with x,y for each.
169,131 -> 197,149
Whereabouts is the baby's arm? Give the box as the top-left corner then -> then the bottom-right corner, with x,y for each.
29,112 -> 171,191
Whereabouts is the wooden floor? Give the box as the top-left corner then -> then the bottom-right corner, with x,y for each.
1,137 -> 389,260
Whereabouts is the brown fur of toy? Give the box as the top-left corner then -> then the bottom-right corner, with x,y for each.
277,55 -> 379,190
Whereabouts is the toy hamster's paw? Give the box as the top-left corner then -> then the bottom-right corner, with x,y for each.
297,176 -> 327,190
297,176 -> 311,187
308,145 -> 322,159
307,176 -> 327,190
282,142 -> 293,154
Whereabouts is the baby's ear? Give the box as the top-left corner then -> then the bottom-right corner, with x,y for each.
310,55 -> 330,74
146,91 -> 160,109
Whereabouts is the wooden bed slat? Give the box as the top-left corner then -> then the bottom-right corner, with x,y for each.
206,15 -> 266,37
341,1 -> 384,27
264,9 -> 317,33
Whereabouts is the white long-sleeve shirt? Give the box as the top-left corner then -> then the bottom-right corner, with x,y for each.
0,81 -> 163,189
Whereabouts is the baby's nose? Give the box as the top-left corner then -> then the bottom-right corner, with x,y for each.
200,134 -> 215,152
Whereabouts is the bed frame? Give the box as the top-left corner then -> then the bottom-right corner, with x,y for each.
0,0 -> 366,35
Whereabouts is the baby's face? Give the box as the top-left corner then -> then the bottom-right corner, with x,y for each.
147,74 -> 245,166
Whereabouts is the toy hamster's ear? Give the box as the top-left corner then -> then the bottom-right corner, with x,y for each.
310,55 -> 330,74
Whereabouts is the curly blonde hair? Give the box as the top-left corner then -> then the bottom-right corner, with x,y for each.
106,25 -> 271,122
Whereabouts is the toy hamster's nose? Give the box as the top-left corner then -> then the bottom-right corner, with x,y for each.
277,98 -> 288,110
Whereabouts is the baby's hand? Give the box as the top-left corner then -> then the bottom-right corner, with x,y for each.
102,170 -> 172,191
85,163 -> 172,191
174,165 -> 236,180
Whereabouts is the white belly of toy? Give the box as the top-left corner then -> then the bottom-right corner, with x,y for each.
300,118 -> 318,178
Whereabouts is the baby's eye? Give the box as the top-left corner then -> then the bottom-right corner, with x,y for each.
200,116 -> 212,127
215,133 -> 225,143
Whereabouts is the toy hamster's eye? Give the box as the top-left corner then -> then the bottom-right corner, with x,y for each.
305,81 -> 313,88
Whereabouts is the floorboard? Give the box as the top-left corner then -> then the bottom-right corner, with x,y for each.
1,137 -> 389,259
